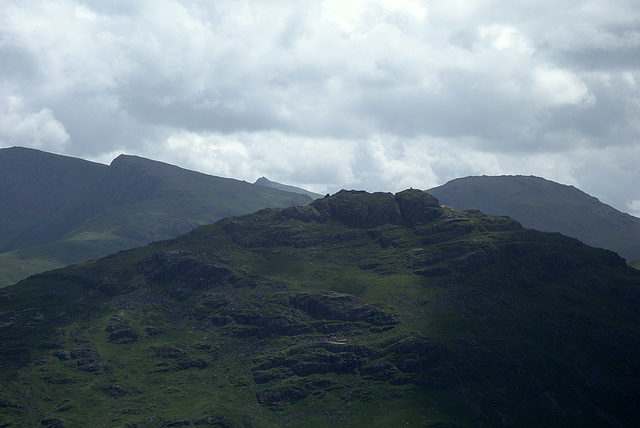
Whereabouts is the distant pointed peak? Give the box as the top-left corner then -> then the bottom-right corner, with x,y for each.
109,154 -> 174,169
110,153 -> 141,164
109,153 -> 131,166
254,177 -> 271,185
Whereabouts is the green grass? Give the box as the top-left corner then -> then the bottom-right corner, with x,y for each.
0,251 -> 58,286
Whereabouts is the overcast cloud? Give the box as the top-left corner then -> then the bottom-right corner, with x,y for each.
1,0 -> 640,215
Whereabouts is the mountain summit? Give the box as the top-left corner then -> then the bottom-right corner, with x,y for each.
1,189 -> 638,426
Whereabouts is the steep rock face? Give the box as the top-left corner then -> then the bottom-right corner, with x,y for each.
394,188 -> 441,224
312,190 -> 404,228
310,189 -> 443,228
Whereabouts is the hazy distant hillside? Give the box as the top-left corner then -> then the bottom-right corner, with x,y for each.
0,147 -> 312,286
254,176 -> 323,200
428,175 -> 640,263
0,147 -> 108,253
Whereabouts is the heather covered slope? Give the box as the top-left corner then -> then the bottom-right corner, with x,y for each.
1,189 -> 638,427
428,175 -> 640,263
0,148 -> 312,286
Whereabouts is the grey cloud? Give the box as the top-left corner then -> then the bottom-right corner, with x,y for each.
541,24 -> 640,72
0,40 -> 40,82
558,47 -> 640,71
543,77 -> 640,147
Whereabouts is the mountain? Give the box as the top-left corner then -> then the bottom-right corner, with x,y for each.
0,147 -> 312,286
1,189 -> 638,427
428,175 -> 640,263
254,176 -> 323,200
0,146 -> 109,253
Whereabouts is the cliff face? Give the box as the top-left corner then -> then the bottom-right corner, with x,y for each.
307,188 -> 442,228
1,189 -> 639,427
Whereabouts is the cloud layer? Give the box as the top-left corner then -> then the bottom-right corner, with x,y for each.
2,0 -> 640,215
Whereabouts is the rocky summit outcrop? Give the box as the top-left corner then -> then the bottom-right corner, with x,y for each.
1,189 -> 639,427
313,190 -> 405,228
285,188 -> 443,229
394,189 -> 441,224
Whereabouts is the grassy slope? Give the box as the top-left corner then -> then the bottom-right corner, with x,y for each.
0,153 -> 312,286
1,190 -> 639,427
428,175 -> 640,263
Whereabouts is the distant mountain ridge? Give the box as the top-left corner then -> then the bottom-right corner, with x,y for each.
254,176 -> 323,200
0,147 -> 313,286
0,147 -> 108,252
428,175 -> 640,263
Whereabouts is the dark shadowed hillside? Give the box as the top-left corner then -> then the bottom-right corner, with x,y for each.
1,189 -> 638,427
428,175 -> 640,263
0,147 -> 108,253
0,147 -> 312,286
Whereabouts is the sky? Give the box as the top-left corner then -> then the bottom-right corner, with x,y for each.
1,1 -> 640,215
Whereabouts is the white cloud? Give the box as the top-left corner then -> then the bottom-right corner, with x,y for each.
533,66 -> 595,107
145,130 -> 505,196
626,199 -> 640,218
152,130 -> 358,194
379,0 -> 426,20
164,131 -> 252,180
0,96 -> 69,151
477,24 -> 533,55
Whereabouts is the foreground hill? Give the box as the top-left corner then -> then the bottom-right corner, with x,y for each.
1,189 -> 638,427
428,175 -> 640,263
0,147 -> 312,286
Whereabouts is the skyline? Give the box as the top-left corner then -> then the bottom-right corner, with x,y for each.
1,1 -> 639,215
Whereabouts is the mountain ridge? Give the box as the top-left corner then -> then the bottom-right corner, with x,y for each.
254,176 -> 323,200
0,147 -> 313,286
